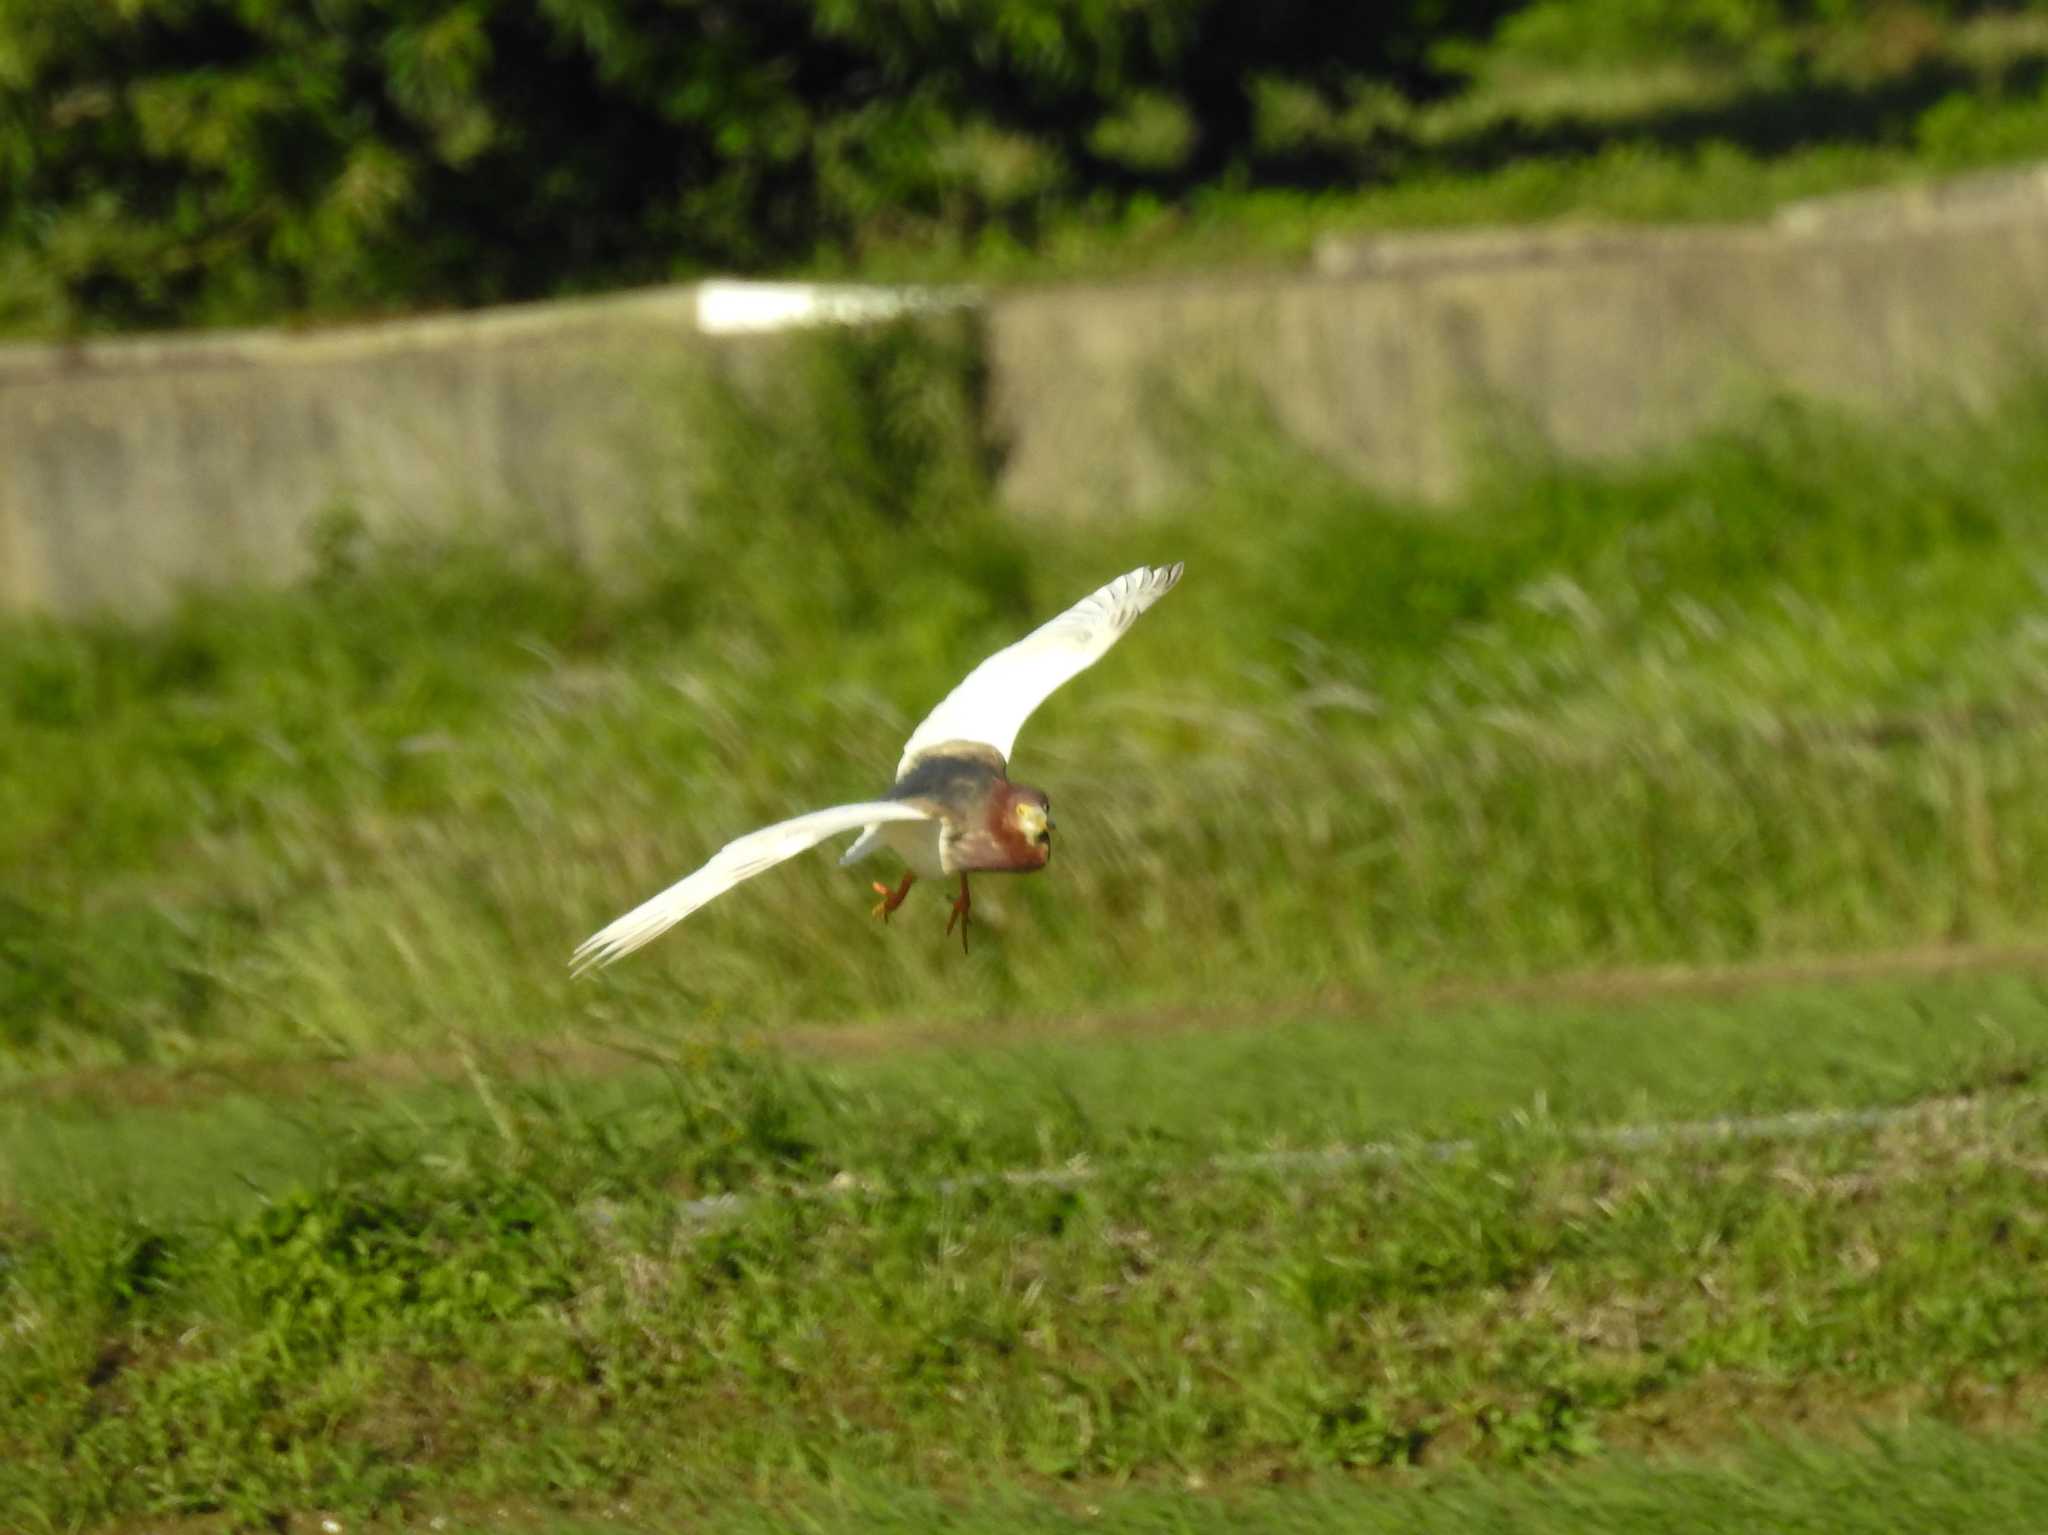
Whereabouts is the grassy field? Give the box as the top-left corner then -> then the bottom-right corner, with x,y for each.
11,328 -> 2048,1526
9,968 -> 2048,1528
10,331 -> 2048,1071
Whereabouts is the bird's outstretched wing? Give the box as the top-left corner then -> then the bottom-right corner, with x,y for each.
571,801 -> 934,973
894,562 -> 1184,777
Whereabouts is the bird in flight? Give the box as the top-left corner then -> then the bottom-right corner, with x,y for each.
571,562 -> 1184,972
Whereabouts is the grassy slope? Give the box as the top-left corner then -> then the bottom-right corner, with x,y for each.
9,334 -> 2048,1071
14,964 -> 2048,1225
7,969 -> 2048,1527
697,1424 -> 2048,1535
11,311 -> 2048,1526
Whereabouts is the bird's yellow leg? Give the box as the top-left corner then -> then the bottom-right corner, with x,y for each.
944,873 -> 972,953
870,871 -> 916,921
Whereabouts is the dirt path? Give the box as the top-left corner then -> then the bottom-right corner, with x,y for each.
12,939 -> 2048,1113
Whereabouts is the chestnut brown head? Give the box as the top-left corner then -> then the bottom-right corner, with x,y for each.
996,782 -> 1053,870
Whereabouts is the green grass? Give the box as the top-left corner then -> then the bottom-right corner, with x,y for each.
8,969 -> 2048,1529
15,963 -> 2048,1224
407,1422 -> 2048,1532
697,1424 -> 2048,1535
13,318 -> 2048,1527
9,331 -> 2048,1072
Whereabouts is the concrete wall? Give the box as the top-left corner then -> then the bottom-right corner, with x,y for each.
0,290 -> 720,618
989,162 -> 2048,518
6,163 -> 2048,615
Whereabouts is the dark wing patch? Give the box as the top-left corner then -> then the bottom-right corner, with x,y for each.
889,744 -> 1008,820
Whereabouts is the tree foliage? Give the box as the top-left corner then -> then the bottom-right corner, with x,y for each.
1,0 -> 1527,331
0,0 -> 2028,332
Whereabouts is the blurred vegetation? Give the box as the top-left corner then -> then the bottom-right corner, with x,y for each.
7,320 -> 2048,1071
9,1 -> 2048,333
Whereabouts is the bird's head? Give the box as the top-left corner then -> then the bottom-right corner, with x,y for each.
1007,786 -> 1053,868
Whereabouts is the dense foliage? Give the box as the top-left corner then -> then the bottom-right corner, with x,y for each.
0,0 -> 1489,331
5,0 -> 2036,333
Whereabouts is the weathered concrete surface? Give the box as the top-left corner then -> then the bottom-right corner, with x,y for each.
988,162 -> 2048,518
0,289 -> 720,617
7,163 -> 2048,614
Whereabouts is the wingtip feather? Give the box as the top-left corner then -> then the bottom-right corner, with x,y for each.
571,801 -> 931,974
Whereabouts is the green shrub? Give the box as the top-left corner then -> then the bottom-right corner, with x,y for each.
0,1 -> 1520,333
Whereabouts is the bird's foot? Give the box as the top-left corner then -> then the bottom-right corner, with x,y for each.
870,872 -> 916,921
944,874 -> 972,954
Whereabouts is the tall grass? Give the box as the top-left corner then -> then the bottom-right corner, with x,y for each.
7,327 -> 2048,1070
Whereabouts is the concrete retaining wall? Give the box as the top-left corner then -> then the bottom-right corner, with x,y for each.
989,162 -> 2048,518
0,290 -> 720,618
6,164 -> 2048,616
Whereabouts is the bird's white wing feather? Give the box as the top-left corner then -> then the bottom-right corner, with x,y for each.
571,801 -> 934,974
838,823 -> 888,867
895,562 -> 1183,776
